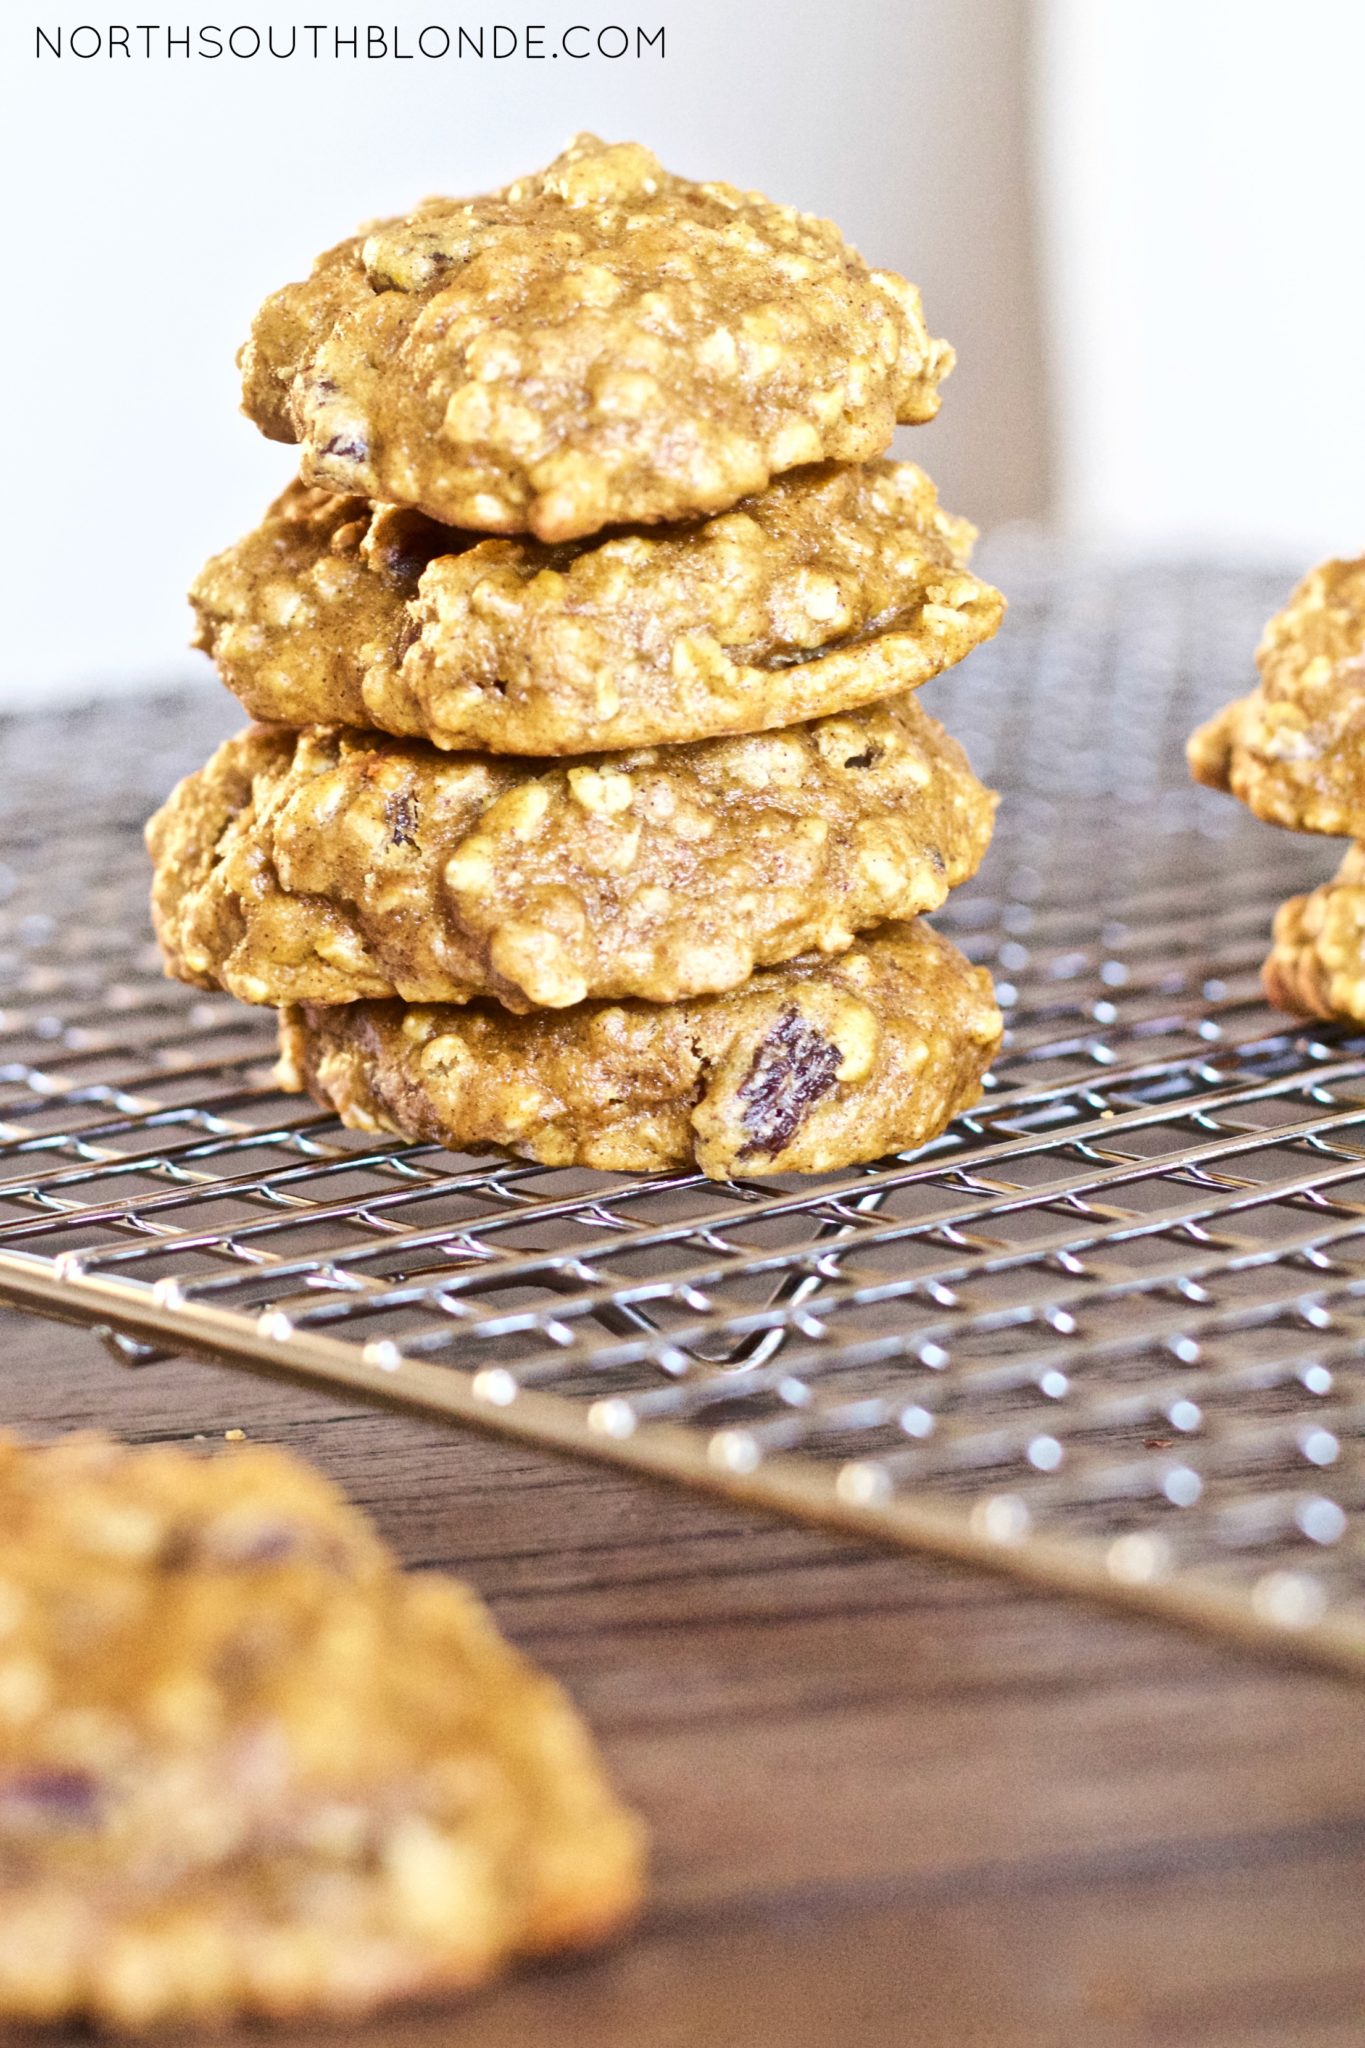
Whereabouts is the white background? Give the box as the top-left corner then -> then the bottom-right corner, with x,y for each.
2,0 -> 1362,702
1037,0 -> 1365,561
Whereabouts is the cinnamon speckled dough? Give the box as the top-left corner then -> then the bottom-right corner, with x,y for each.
239,134 -> 953,541
147,701 -> 995,1013
0,1432 -> 644,2030
277,921 -> 1002,1179
1262,843 -> 1365,1021
191,465 -> 1003,756
1189,556 -> 1365,836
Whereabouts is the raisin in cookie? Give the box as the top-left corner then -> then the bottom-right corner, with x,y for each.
147,702 -> 995,1013
1189,555 -> 1365,836
240,134 -> 953,541
0,1433 -> 644,2029
277,921 -> 1002,1179
191,465 -> 1002,756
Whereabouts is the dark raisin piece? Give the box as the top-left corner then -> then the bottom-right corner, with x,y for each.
384,790 -> 420,849
377,516 -> 447,590
0,1769 -> 103,1831
736,1008 -> 842,1159
841,747 -> 878,770
321,433 -> 369,465
166,1514 -> 350,1571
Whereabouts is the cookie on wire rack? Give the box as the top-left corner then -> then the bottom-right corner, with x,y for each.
190,464 -> 1002,756
240,134 -> 953,541
147,700 -> 996,1013
277,919 -> 1003,1179
1189,554 -> 1365,838
1262,842 -> 1365,1022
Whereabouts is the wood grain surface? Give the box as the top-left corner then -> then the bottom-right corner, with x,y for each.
6,1304 -> 1364,2048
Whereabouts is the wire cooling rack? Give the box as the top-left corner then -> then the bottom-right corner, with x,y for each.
4,549 -> 1365,1672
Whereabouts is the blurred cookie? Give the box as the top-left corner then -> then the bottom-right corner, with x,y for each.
0,1433 -> 644,2029
240,134 -> 952,540
191,464 -> 1002,756
1262,842 -> 1365,1020
277,920 -> 1002,1179
1189,555 -> 1365,835
148,701 -> 995,1013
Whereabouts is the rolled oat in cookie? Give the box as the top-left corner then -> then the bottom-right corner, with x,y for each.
277,921 -> 1003,1179
0,1432 -> 644,2030
191,464 -> 1002,755
147,701 -> 996,1012
1189,555 -> 1365,836
239,134 -> 953,540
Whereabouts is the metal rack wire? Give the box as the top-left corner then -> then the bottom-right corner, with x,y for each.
5,550 -> 1365,1672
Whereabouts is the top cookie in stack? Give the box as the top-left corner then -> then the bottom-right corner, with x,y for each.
239,133 -> 952,542
149,136 -> 1006,1178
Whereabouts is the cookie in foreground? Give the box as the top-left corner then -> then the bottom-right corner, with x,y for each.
277,921 -> 1003,1178
0,1433 -> 644,2029
1188,554 -> 1365,836
240,134 -> 952,540
1262,843 -> 1365,1022
148,702 -> 996,1012
190,465 -> 1002,755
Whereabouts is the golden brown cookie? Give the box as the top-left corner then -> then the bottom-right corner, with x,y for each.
278,921 -> 1002,1179
239,134 -> 952,541
147,702 -> 995,1013
191,465 -> 1002,756
1262,843 -> 1365,1021
0,1432 -> 644,2030
1188,555 -> 1365,835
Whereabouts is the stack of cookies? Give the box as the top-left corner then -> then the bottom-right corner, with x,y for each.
1190,556 -> 1365,1021
148,136 -> 1005,1179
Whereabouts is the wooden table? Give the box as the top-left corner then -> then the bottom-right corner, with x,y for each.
10,1301 -> 1364,2048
